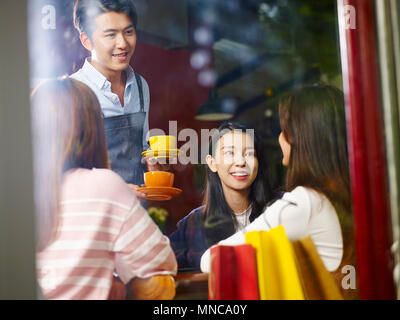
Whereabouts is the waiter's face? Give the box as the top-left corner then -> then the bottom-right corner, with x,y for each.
82,11 -> 136,76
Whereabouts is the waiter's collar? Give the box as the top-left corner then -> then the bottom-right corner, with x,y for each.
125,65 -> 136,86
82,58 -> 136,89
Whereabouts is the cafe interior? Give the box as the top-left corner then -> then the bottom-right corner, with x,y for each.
1,0 -> 400,300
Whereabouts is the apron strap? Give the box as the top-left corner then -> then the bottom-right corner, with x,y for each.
134,72 -> 144,112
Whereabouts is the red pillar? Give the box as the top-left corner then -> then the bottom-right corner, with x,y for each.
338,0 -> 396,299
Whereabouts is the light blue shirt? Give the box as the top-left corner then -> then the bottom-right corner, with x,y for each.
70,59 -> 150,150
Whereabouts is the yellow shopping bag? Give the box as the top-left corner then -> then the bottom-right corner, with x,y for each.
245,226 -> 304,300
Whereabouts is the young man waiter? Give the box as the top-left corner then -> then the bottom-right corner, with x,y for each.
71,0 -> 149,189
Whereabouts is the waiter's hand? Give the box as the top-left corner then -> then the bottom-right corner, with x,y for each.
127,184 -> 146,201
145,158 -> 173,173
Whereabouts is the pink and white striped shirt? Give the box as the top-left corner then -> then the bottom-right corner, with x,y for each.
36,168 -> 177,300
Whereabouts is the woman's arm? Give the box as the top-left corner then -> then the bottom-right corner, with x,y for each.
200,187 -> 312,272
113,199 -> 177,283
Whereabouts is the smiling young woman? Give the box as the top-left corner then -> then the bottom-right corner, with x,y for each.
206,129 -> 259,197
168,122 -> 275,271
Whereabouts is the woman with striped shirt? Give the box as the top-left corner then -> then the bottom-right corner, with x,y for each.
31,78 -> 177,299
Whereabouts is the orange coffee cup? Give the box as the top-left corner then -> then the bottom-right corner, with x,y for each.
144,171 -> 174,187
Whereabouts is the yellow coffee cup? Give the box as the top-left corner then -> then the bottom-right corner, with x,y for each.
149,135 -> 177,151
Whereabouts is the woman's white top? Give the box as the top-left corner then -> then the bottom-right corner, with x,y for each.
200,186 -> 343,273
234,205 -> 252,232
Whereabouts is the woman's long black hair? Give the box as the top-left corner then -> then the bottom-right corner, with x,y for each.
202,122 -> 274,246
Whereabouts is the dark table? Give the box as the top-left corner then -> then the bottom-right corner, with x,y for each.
174,272 -> 208,300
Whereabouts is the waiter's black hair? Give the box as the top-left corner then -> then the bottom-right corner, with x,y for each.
73,0 -> 138,37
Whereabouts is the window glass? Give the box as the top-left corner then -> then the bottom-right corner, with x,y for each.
29,0 -> 361,297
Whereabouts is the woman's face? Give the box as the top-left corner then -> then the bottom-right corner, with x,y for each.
279,131 -> 291,166
207,131 -> 258,193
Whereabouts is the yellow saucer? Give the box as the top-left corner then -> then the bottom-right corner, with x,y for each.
142,149 -> 181,159
136,186 -> 182,201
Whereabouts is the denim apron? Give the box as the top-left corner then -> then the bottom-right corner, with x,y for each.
103,72 -> 145,186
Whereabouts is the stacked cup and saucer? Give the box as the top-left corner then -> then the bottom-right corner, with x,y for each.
137,135 -> 182,201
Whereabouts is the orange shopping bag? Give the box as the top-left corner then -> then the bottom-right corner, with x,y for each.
292,236 -> 343,300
